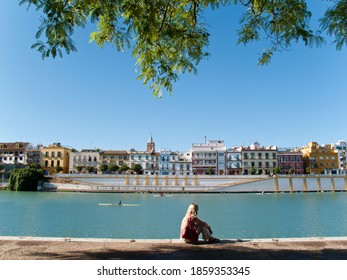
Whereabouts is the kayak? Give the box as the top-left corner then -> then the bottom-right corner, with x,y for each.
98,203 -> 141,207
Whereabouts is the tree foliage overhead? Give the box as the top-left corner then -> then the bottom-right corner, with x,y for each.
20,0 -> 347,97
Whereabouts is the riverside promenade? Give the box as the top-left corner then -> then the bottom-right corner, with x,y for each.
45,174 -> 347,193
1,236 -> 347,260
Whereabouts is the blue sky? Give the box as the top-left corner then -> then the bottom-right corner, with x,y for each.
1,1 -> 346,152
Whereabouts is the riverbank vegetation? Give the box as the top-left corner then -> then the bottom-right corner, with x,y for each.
7,164 -> 44,191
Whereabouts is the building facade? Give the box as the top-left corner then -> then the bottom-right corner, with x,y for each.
241,142 -> 277,175
191,140 -> 226,175
277,148 -> 304,174
0,142 -> 41,166
26,145 -> 42,166
70,149 -> 101,173
159,150 -> 192,175
226,147 -> 242,175
334,140 -> 347,174
129,137 -> 159,175
100,150 -> 130,171
301,142 -> 339,174
41,143 -> 71,175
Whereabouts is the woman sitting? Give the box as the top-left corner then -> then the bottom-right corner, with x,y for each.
180,203 -> 220,243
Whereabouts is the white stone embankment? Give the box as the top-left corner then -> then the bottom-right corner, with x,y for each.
42,174 -> 347,193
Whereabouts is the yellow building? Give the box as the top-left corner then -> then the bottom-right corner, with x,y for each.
300,142 -> 339,174
41,143 -> 71,175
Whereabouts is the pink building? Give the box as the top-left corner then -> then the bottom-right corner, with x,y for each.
277,149 -> 304,174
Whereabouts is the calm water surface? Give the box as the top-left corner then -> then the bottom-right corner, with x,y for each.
0,191 -> 346,239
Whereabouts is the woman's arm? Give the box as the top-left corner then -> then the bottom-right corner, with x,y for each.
194,217 -> 212,233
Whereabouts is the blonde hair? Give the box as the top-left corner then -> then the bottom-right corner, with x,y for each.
186,203 -> 199,218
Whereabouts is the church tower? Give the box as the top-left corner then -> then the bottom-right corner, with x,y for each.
146,136 -> 155,153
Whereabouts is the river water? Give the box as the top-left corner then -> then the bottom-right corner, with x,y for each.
0,191 -> 346,239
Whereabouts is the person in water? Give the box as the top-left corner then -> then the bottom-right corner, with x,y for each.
117,200 -> 122,206
180,203 -> 219,243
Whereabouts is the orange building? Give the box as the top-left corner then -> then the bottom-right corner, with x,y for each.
300,142 -> 339,174
41,143 -> 71,175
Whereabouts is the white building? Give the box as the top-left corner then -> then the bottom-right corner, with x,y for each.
129,137 -> 159,175
241,142 -> 278,175
335,140 -> 347,174
226,146 -> 242,175
69,149 -> 101,174
0,142 -> 39,166
159,150 -> 192,175
191,140 -> 226,175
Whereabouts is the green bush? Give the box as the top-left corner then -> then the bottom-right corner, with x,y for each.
8,166 -> 44,191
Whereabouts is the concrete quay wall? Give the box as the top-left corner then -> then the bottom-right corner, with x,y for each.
45,174 -> 347,193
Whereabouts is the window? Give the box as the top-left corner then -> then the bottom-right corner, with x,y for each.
285,156 -> 288,162
51,160 -> 54,167
297,156 -> 301,162
51,151 -> 55,157
57,160 -> 60,166
45,160 -> 48,167
290,156 -> 294,162
279,156 -> 282,162
57,151 -> 61,157
45,151 -> 49,157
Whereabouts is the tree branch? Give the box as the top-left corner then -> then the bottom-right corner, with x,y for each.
158,0 -> 171,33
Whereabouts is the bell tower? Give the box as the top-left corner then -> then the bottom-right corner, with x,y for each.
146,136 -> 155,153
